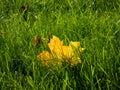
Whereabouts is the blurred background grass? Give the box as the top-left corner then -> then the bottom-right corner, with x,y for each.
0,0 -> 120,89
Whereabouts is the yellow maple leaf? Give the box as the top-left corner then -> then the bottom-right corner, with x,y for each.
48,35 -> 64,59
62,46 -> 74,59
69,57 -> 81,67
62,42 -> 83,66
37,51 -> 52,66
37,35 -> 84,67
69,42 -> 80,48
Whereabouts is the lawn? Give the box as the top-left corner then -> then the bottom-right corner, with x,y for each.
0,0 -> 120,90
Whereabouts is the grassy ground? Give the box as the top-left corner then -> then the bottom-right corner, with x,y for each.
0,0 -> 120,90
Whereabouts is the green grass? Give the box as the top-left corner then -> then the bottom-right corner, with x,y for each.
0,0 -> 120,90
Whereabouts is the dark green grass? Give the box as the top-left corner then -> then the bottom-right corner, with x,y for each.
0,0 -> 120,90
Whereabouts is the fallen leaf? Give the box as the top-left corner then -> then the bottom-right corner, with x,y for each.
48,35 -> 63,59
33,36 -> 42,47
37,35 -> 84,67
20,6 -> 27,12
37,51 -> 52,66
